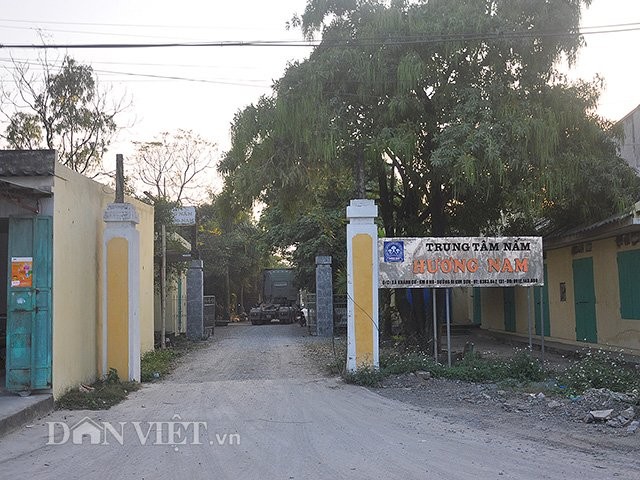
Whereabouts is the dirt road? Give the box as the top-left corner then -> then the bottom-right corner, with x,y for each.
0,324 -> 638,479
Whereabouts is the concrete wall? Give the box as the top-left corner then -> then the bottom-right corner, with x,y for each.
137,201 -> 155,354
51,165 -> 154,398
474,237 -> 640,356
154,274 -> 187,335
451,288 -> 472,324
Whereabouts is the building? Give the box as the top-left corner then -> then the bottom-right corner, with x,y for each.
619,104 -> 640,174
0,150 -> 155,399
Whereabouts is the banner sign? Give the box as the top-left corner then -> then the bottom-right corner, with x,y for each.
379,237 -> 543,288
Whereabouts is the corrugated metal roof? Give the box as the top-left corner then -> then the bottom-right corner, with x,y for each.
544,202 -> 640,249
0,150 -> 56,176
0,178 -> 52,198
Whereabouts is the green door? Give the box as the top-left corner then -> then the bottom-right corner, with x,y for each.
472,288 -> 481,325
503,287 -> 516,332
6,216 -> 52,393
534,264 -> 550,336
573,257 -> 597,343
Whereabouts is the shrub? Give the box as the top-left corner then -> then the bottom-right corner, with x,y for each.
505,350 -> 547,383
557,349 -> 640,395
343,365 -> 386,387
140,349 -> 179,382
381,352 -> 436,375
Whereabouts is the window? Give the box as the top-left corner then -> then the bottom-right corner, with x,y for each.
617,249 -> 640,320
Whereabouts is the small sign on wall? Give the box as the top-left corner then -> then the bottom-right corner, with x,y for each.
11,257 -> 33,287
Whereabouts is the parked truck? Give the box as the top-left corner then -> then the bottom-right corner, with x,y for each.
249,269 -> 301,325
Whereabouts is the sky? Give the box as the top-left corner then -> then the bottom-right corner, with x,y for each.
0,0 -> 639,189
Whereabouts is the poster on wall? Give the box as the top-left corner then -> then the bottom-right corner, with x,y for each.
379,237 -> 544,289
11,256 -> 33,288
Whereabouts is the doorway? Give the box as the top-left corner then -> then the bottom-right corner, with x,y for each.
573,257 -> 597,343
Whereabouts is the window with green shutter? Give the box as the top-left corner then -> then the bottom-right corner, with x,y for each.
617,249 -> 640,320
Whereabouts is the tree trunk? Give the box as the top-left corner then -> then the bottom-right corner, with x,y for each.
223,263 -> 231,321
355,149 -> 365,198
378,163 -> 395,236
379,289 -> 393,338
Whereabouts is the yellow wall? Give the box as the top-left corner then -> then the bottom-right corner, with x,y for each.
480,288 -> 504,331
51,167 -> 103,397
472,237 -> 640,356
51,165 -> 154,398
451,288 -> 472,324
353,234 -> 374,367
137,201 -> 155,354
107,238 -> 129,376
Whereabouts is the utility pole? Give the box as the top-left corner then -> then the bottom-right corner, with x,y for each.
161,224 -> 167,349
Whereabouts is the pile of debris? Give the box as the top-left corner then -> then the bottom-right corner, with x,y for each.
578,388 -> 639,433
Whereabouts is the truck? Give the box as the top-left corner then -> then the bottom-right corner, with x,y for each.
249,269 -> 301,325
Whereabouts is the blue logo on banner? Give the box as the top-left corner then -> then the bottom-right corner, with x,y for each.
384,241 -> 404,263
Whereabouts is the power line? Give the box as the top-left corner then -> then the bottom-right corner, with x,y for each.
1,23 -> 639,50
0,17 -> 278,31
0,23 -> 197,42
2,16 -> 640,32
0,58 -> 273,87
0,55 -> 267,71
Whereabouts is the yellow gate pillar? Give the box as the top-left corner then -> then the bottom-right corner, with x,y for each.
102,202 -> 141,382
346,199 -> 379,372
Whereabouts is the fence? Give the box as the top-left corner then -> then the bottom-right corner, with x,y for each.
301,292 -> 347,335
203,295 -> 216,337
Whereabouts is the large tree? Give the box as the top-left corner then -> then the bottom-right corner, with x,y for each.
197,191 -> 271,321
131,129 -> 216,204
221,0 -> 640,337
1,54 -> 124,174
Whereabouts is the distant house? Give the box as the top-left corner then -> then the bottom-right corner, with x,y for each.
473,202 -> 640,356
453,107 -> 640,356
619,104 -> 640,174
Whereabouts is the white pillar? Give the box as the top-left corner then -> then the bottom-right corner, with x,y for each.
102,203 -> 140,381
346,199 -> 379,372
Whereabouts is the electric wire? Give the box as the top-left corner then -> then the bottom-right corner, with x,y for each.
1,22 -> 640,50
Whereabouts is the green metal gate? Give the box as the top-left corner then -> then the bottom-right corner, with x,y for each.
5,216 -> 52,393
472,288 -> 482,325
503,287 -> 516,332
573,257 -> 597,343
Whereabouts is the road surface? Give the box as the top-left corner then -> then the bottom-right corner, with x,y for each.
0,323 -> 638,479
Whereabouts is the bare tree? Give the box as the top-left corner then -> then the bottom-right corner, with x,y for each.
0,50 -> 128,175
131,129 -> 217,203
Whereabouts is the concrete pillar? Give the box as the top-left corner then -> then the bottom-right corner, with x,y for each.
102,203 -> 140,381
315,256 -> 333,337
346,199 -> 379,372
186,259 -> 205,340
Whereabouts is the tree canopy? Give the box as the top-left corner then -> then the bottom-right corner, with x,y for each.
1,55 -> 125,174
131,129 -> 216,204
219,0 -> 640,334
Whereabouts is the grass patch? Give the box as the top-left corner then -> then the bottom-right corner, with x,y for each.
56,335 -> 202,409
141,348 -> 180,382
557,349 -> 640,395
343,346 -> 640,397
343,365 -> 386,387
56,369 -> 140,410
141,334 -> 202,382
344,349 -> 547,387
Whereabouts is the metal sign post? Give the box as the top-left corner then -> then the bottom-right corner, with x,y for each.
432,288 -> 438,363
379,236 -> 545,365
446,288 -> 452,367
